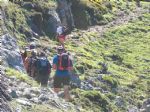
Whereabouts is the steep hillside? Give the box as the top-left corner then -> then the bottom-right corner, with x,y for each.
68,8 -> 150,112
0,0 -> 150,112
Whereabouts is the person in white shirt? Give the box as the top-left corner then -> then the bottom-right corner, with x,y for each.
56,25 -> 67,48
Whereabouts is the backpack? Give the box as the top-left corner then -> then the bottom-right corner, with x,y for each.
57,53 -> 71,70
36,57 -> 50,73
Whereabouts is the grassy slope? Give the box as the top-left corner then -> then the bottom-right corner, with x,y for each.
66,3 -> 150,111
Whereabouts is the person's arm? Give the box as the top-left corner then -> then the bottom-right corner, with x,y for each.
68,59 -> 73,71
48,61 -> 52,74
52,56 -> 58,70
53,64 -> 57,70
24,57 -> 29,71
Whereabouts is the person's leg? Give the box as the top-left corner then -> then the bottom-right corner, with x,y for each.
58,36 -> 65,48
40,74 -> 49,87
63,75 -> 71,101
60,39 -> 64,48
53,75 -> 61,93
64,85 -> 71,101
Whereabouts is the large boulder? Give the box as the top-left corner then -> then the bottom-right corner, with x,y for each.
30,12 -> 43,35
43,9 -> 61,37
56,0 -> 75,30
0,34 -> 25,72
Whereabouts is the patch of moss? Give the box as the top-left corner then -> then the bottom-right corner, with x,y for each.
72,89 -> 112,111
5,68 -> 38,86
102,75 -> 119,88
10,100 -> 62,112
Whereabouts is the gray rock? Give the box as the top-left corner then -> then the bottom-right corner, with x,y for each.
15,105 -> 22,112
128,106 -> 139,112
19,82 -> 29,88
70,73 -> 81,88
38,94 -> 49,102
143,98 -> 150,106
30,87 -> 40,95
97,74 -> 103,81
16,99 -> 32,107
0,34 -> 25,73
146,105 -> 150,112
57,0 -> 74,29
22,2 -> 35,9
48,99 -> 62,109
115,96 -> 125,108
140,109 -> 146,112
30,97 -> 41,104
23,88 -> 32,99
16,91 -> 23,97
9,90 -> 18,98
9,76 -> 17,81
57,91 -> 64,98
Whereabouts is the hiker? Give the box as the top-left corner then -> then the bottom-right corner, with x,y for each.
56,24 -> 68,48
24,50 -> 37,77
35,51 -> 51,87
29,42 -> 36,50
21,47 -> 30,64
20,50 -> 27,64
52,46 -> 73,101
24,49 -> 31,72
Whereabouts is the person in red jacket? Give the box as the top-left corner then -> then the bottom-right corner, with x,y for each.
56,25 -> 68,48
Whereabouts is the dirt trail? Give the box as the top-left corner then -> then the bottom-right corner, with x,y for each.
69,6 -> 149,42
88,7 -> 149,37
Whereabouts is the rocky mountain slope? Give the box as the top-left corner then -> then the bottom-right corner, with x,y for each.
0,0 -> 150,112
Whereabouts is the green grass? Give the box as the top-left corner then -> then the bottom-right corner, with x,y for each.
10,100 -> 63,112
6,68 -> 38,86
69,12 -> 150,111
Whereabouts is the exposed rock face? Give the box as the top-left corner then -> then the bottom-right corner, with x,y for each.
70,0 -> 89,29
56,0 -> 75,30
42,8 -> 61,37
0,34 -> 25,72
0,68 -> 12,112
140,98 -> 150,112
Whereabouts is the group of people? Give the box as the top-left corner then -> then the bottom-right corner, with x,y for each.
21,24 -> 73,101
21,45 -> 51,87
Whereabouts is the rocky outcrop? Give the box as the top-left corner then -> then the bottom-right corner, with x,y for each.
0,34 -> 25,72
0,67 -> 12,112
140,98 -> 150,112
42,8 -> 61,37
0,7 -> 25,72
56,0 -> 75,30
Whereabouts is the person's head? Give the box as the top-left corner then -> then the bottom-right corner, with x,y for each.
31,50 -> 37,57
57,46 -> 64,54
29,42 -> 36,50
26,49 -> 31,57
40,51 -> 46,57
25,46 -> 29,51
